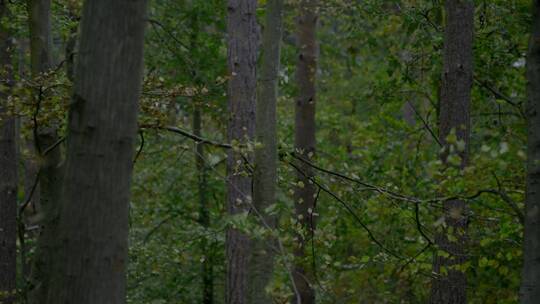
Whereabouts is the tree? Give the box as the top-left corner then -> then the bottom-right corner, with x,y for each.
292,0 -> 319,303
26,0 -> 64,301
190,16 -> 213,304
430,1 -> 474,303
520,1 -> 540,303
194,102 -> 214,304
43,0 -> 148,302
27,0 -> 52,73
0,2 -> 17,303
225,0 -> 258,303
249,0 -> 284,302
0,0 -> 532,302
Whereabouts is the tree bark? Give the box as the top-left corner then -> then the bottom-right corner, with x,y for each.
44,1 -> 148,303
293,0 -> 318,303
520,1 -> 540,303
226,0 -> 258,303
27,0 -> 52,74
26,1 -> 64,302
249,0 -> 283,302
430,1 -> 474,303
0,2 -> 17,302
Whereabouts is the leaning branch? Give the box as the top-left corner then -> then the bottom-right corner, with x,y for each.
286,158 -> 403,260
141,125 -> 232,149
154,126 -> 524,224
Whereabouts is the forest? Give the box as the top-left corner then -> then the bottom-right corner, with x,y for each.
0,0 -> 537,303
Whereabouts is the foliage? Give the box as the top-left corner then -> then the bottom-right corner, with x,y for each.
6,0 -> 531,302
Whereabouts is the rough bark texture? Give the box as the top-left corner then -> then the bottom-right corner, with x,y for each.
26,1 -> 65,302
44,1 -> 148,303
249,0 -> 283,302
226,0 -> 258,303
520,1 -> 540,303
0,3 -> 17,302
293,0 -> 318,303
430,1 -> 474,303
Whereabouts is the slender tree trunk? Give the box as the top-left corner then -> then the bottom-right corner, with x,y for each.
185,9 -> 213,301
15,37 -> 35,295
43,1 -> 148,303
193,104 -> 213,304
65,23 -> 77,83
520,1 -> 540,303
293,0 -> 318,303
26,1 -> 64,302
249,0 -> 283,302
430,1 -> 474,303
226,1 -> 258,303
27,0 -> 52,74
15,36 -> 40,232
0,3 -> 17,302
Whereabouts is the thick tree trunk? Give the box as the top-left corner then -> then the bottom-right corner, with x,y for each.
226,1 -> 258,303
0,3 -> 17,302
26,1 -> 64,302
43,1 -> 148,303
430,1 -> 474,303
293,0 -> 318,303
520,1 -> 540,303
249,0 -> 283,303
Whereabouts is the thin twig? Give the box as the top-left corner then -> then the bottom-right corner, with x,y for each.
492,172 -> 524,224
133,130 -> 145,164
473,76 -> 525,117
287,159 -> 403,260
149,125 -> 232,149
406,100 -> 442,147
42,136 -> 65,156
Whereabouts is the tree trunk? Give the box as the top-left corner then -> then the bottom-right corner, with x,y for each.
249,0 -> 283,302
0,2 -> 17,302
185,8 -> 213,301
292,0 -> 318,303
520,1 -> 540,303
44,1 -> 147,303
27,0 -> 52,74
226,1 -> 258,303
430,1 -> 474,303
26,1 -> 64,302
193,104 -> 213,304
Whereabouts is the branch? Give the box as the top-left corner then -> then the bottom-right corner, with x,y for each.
415,202 -> 433,245
492,172 -> 524,224
286,158 -> 403,260
141,125 -> 232,149
419,9 -> 441,32
473,76 -> 525,117
155,127 -> 522,225
18,171 -> 40,216
406,101 -> 442,147
42,136 -> 65,156
288,152 -> 421,203
396,243 -> 432,274
133,130 -> 145,164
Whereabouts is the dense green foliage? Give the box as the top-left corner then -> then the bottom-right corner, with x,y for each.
3,0 -> 531,302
